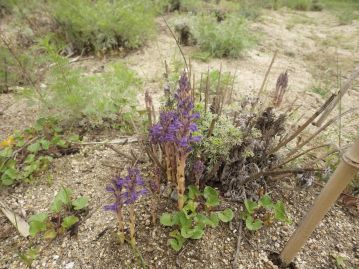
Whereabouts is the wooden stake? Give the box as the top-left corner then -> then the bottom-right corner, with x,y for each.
279,137 -> 359,266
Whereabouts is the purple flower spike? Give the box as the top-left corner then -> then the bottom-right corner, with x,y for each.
149,72 -> 201,154
104,167 -> 148,212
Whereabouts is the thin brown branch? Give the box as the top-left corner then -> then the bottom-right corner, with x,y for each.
285,107 -> 359,159
269,94 -> 336,155
313,65 -> 359,127
162,16 -> 188,71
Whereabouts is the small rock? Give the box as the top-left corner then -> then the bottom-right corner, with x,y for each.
65,262 -> 74,269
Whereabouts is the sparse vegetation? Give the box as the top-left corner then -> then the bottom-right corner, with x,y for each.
0,0 -> 358,268
48,0 -> 156,53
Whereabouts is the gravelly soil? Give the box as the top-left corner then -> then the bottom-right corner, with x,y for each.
0,143 -> 358,269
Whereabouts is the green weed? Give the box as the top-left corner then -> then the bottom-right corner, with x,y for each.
25,39 -> 141,127
176,14 -> 255,58
29,186 -> 89,239
49,0 -> 156,53
160,185 -> 234,251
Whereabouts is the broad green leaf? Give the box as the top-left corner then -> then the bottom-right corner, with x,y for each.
188,185 -> 201,200
72,197 -> 89,210
18,248 -> 39,267
245,216 -> 263,231
39,139 -> 51,150
182,200 -> 198,218
0,147 -> 13,158
209,213 -> 220,227
24,154 -> 36,164
61,215 -> 79,230
51,187 -> 72,213
274,201 -> 290,222
259,195 -> 273,209
180,226 -> 204,239
244,200 -> 258,214
160,213 -> 174,226
178,211 -> 192,228
51,136 -> 66,148
195,214 -> 214,227
43,229 -> 57,239
29,213 -> 48,237
27,142 -> 41,153
203,186 -> 220,207
168,238 -> 184,252
189,226 -> 204,239
217,208 -> 234,223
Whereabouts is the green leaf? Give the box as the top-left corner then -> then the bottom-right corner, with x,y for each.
27,142 -> 41,153
180,225 -> 204,239
51,187 -> 72,213
259,195 -> 273,209
72,197 -> 89,210
245,216 -> 263,231
24,154 -> 36,164
188,185 -> 201,200
0,147 -> 13,158
43,229 -> 57,239
208,212 -> 220,227
217,208 -> 234,223
160,213 -> 174,226
182,200 -> 198,218
39,139 -> 51,150
273,201 -> 289,222
51,136 -> 67,148
29,213 -> 48,237
61,215 -> 79,230
244,200 -> 258,214
168,238 -> 184,252
203,186 -> 220,207
18,248 -> 39,267
195,213 -> 216,228
178,211 -> 192,228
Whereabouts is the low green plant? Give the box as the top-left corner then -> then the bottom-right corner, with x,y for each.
26,39 -> 141,127
160,185 -> 234,251
18,248 -> 40,267
240,194 -> 291,231
194,108 -> 243,170
48,0 -> 155,53
0,118 -> 77,186
29,186 -> 89,239
0,46 -> 37,92
192,14 -> 255,58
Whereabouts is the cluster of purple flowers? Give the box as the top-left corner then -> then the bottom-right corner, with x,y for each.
149,73 -> 201,152
104,167 -> 148,212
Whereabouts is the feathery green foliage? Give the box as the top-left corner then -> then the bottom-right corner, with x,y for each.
49,0 -> 156,53
192,14 -> 255,58
25,39 -> 141,126
194,107 -> 242,170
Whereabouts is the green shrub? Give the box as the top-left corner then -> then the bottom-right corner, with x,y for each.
192,15 -> 255,58
49,0 -> 156,53
26,40 -> 141,126
0,46 -> 37,92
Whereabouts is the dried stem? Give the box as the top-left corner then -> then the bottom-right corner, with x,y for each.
253,50 -> 278,111
129,205 -> 136,245
269,94 -> 336,155
285,108 -> 358,159
313,65 -> 359,127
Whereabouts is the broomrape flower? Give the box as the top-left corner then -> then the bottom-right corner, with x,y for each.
149,72 -> 201,209
104,167 -> 147,245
